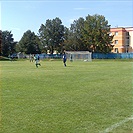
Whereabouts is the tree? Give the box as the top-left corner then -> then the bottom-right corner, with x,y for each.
1,30 -> 17,57
18,30 -> 41,54
56,26 -> 69,54
83,14 -> 114,53
65,17 -> 87,51
38,17 -> 65,54
65,14 -> 113,53
0,30 -> 2,56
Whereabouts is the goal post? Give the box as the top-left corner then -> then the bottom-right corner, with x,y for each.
65,51 -> 92,62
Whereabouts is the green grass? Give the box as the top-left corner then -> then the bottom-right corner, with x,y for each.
0,59 -> 132,133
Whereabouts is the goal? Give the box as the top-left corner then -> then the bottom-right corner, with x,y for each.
65,51 -> 92,61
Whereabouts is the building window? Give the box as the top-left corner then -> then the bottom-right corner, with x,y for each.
109,32 -> 112,36
115,48 -> 118,53
115,32 -> 118,36
126,32 -> 129,36
126,36 -> 129,39
114,40 -> 118,44
126,39 -> 130,45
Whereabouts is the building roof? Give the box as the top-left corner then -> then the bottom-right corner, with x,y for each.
110,27 -> 133,32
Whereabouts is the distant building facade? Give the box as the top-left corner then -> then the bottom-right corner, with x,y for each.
110,27 -> 133,53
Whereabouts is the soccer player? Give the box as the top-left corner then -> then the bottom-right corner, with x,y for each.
34,54 -> 41,68
62,52 -> 67,67
29,54 -> 34,62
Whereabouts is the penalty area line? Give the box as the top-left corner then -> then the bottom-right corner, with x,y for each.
100,116 -> 133,133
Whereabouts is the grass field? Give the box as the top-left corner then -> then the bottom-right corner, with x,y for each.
0,59 -> 132,133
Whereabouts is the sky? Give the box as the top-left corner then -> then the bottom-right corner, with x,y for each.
0,0 -> 133,42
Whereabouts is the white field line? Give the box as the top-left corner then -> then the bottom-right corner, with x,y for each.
100,116 -> 133,133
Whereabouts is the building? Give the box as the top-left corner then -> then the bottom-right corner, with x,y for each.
110,27 -> 133,53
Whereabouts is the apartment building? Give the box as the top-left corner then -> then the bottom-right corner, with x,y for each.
110,27 -> 133,53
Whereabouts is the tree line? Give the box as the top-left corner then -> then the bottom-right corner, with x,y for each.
0,14 -> 114,57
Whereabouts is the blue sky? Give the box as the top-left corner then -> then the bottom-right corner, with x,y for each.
0,0 -> 133,41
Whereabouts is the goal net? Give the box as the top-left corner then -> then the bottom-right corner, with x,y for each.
65,51 -> 92,61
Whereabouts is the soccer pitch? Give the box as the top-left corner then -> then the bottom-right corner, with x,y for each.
0,59 -> 132,133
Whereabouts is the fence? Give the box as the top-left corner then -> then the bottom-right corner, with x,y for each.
38,54 -> 62,59
18,53 -> 133,60
92,53 -> 133,59
36,53 -> 133,59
